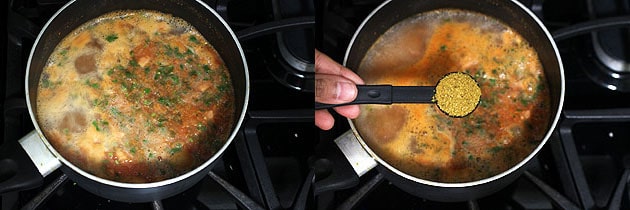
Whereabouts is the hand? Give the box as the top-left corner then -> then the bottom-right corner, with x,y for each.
315,49 -> 364,130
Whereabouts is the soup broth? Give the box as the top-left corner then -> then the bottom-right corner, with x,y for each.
354,9 -> 551,182
36,10 -> 234,183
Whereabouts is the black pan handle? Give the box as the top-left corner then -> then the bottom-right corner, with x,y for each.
0,131 -> 60,194
0,133 -> 44,193
311,141 -> 360,196
312,130 -> 378,195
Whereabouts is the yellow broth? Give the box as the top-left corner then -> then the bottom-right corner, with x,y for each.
354,9 -> 551,182
37,10 -> 234,183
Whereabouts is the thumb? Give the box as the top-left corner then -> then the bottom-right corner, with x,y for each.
315,74 -> 358,104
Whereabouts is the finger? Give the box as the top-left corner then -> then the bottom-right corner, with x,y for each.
315,74 -> 358,104
315,110 -> 335,130
315,49 -> 364,85
333,105 -> 360,119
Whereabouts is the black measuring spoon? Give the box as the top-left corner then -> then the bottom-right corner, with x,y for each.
314,85 -> 435,108
315,72 -> 481,117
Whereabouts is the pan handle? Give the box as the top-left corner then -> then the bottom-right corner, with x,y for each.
311,130 -> 377,195
334,130 -> 378,177
0,131 -> 61,193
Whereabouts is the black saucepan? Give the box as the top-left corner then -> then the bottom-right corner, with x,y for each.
333,0 -> 564,202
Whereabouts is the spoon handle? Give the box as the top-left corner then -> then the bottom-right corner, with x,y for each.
315,85 -> 435,110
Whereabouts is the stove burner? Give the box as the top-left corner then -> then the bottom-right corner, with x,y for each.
566,0 -> 630,92
589,0 -> 630,73
268,0 -> 315,92
593,35 -> 630,73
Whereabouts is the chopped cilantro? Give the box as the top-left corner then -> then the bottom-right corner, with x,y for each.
189,35 -> 199,44
129,59 -> 139,67
489,146 -> 503,154
110,107 -> 122,116
92,120 -> 100,131
169,143 -> 183,155
105,34 -> 118,42
202,65 -> 212,74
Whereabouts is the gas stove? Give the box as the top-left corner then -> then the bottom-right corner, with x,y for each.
2,0 -> 315,209
316,0 -> 630,209
3,0 -> 630,209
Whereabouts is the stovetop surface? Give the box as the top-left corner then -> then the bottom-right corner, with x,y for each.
3,0 -> 630,209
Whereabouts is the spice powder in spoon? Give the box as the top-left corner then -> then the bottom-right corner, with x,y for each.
433,72 -> 481,117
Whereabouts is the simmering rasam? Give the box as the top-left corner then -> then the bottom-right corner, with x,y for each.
37,10 -> 234,183
354,9 -> 551,182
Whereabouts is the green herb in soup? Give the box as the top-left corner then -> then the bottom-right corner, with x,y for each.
354,9 -> 551,183
36,10 -> 235,183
